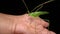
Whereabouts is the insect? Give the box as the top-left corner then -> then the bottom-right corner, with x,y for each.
22,0 -> 54,17
22,0 -> 54,21
21,0 -> 54,32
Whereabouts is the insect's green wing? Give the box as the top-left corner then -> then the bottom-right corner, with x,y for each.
29,11 -> 49,17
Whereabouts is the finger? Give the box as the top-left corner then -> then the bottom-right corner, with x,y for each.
41,29 -> 49,34
34,25 -> 45,34
28,16 -> 49,27
30,23 -> 44,32
50,31 -> 56,34
39,18 -> 49,27
41,28 -> 56,34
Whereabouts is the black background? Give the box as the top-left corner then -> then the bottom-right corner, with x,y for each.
0,0 -> 59,34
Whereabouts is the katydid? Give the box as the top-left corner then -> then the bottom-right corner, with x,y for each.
22,0 -> 54,30
22,0 -> 54,17
22,0 -> 54,21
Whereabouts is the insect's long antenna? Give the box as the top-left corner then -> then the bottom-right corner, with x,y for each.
31,0 -> 54,12
22,0 -> 30,13
35,5 -> 43,11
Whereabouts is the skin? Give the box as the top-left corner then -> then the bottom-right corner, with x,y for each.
0,13 -> 56,34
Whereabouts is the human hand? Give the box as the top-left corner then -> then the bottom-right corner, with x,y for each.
0,13 -> 56,34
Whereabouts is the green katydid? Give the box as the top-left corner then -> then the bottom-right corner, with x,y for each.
22,0 -> 54,30
22,0 -> 54,20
